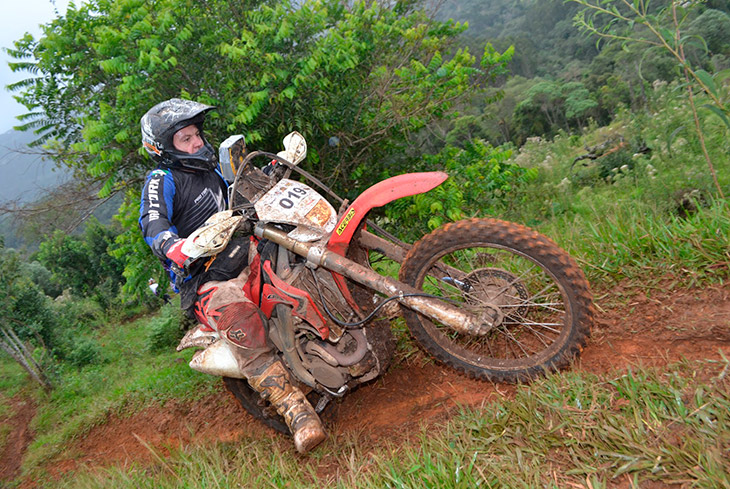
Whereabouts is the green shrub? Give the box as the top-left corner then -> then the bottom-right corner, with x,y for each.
66,337 -> 105,368
53,298 -> 104,330
20,261 -> 63,298
146,308 -> 186,352
384,139 -> 536,239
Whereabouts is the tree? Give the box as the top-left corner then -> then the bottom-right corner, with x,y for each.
571,0 -> 729,200
34,218 -> 125,300
8,0 -> 511,194
688,8 -> 730,55
0,240 -> 53,390
512,79 -> 597,141
10,0 -> 511,296
7,0 -> 512,296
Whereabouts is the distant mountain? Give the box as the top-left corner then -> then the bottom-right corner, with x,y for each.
0,129 -> 71,204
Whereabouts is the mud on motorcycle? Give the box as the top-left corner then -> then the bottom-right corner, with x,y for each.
175,132 -> 595,435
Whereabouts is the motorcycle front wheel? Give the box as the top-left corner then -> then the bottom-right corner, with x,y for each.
399,218 -> 594,383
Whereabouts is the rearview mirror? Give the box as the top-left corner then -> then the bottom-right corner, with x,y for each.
219,135 -> 247,183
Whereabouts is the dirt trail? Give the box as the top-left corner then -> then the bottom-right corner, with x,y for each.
0,396 -> 36,481
4,280 -> 730,485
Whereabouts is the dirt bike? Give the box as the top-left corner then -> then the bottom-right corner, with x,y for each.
177,132 -> 595,434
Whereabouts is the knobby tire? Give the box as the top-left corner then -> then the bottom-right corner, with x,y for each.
399,218 -> 595,383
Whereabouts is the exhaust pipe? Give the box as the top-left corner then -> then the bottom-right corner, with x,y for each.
255,223 -> 495,336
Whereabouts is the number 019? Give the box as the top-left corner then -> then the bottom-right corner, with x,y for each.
279,186 -> 307,209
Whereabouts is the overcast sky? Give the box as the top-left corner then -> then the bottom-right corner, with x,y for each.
0,0 -> 72,134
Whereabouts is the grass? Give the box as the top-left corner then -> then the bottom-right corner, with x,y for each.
8,305 -> 221,474
0,358 -> 33,398
489,85 -> 730,288
46,358 -> 730,488
546,195 -> 730,286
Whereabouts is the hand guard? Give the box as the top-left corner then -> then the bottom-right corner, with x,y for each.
166,211 -> 246,276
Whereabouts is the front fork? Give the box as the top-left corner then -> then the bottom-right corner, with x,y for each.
255,223 -> 497,336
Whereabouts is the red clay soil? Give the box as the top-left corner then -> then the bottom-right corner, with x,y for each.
4,280 -> 730,486
0,396 -> 36,481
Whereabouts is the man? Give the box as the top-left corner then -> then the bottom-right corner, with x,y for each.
138,98 -> 326,453
148,278 -> 171,304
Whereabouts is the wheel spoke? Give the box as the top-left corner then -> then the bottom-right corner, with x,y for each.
423,244 -> 570,361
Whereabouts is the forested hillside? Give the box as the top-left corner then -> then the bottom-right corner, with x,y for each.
0,129 -> 121,249
0,130 -> 71,248
435,0 -> 730,145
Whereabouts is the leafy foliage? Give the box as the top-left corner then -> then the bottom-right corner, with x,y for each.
7,0 -> 511,295
384,139 -> 537,239
570,0 -> 730,199
34,218 -> 125,301
0,241 -> 57,389
146,307 -> 186,352
434,0 -> 730,149
513,79 -> 598,142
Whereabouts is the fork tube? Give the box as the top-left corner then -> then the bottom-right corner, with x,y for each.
255,223 -> 493,335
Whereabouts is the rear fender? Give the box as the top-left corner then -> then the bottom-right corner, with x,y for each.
327,171 -> 448,256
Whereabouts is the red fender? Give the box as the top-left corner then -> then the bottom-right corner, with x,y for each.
327,171 -> 448,256
326,171 -> 448,313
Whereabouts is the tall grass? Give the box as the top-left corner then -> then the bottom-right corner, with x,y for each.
51,357 -> 730,489
547,196 -> 730,285
489,84 -> 730,287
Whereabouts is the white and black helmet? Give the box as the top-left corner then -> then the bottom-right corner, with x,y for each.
140,98 -> 218,171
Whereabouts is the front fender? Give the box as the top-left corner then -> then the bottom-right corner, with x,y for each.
327,171 -> 448,256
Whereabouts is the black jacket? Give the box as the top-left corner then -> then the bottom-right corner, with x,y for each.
139,166 -> 228,260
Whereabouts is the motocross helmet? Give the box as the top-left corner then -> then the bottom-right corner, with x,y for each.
141,98 -> 218,171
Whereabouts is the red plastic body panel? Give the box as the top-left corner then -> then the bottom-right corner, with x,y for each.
259,261 -> 329,339
327,171 -> 448,256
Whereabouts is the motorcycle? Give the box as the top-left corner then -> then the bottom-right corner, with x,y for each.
176,132 -> 595,435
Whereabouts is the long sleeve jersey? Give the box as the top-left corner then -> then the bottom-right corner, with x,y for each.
139,166 -> 228,264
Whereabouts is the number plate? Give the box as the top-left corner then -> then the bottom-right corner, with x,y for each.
255,179 -> 337,234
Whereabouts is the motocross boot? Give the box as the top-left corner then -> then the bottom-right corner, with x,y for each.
188,301 -> 271,378
248,360 -> 327,454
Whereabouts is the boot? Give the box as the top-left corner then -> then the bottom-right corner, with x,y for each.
248,360 -> 327,454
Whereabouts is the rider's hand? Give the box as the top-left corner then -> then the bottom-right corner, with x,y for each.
166,239 -> 191,269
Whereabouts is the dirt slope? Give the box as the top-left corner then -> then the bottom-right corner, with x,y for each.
0,396 -> 35,481
4,280 -> 730,485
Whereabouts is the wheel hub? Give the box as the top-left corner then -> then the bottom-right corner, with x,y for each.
461,268 -> 529,323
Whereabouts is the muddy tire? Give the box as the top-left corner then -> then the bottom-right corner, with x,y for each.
399,218 -> 594,383
223,377 -> 290,434
223,377 -> 336,436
